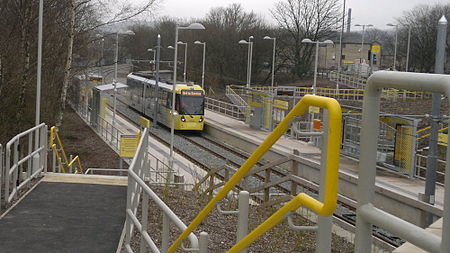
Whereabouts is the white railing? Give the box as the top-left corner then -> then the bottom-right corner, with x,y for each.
122,128 -> 208,253
225,85 -> 248,109
415,154 -> 446,185
205,97 -> 245,120
69,100 -> 174,184
3,123 -> 48,206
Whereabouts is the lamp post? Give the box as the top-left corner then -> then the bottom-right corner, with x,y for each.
301,39 -> 334,95
263,36 -> 276,87
354,24 -> 373,75
238,36 -> 254,88
112,30 -> 135,126
194,41 -> 206,89
36,0 -> 43,128
302,38 -> 334,139
387,23 -> 398,70
96,34 -> 105,83
406,26 -> 412,72
169,23 -> 205,169
177,41 -> 188,82
147,48 -> 156,71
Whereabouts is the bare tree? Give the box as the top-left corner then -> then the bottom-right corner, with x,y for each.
271,0 -> 340,78
397,3 -> 450,72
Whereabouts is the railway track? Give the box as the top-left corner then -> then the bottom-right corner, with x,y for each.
110,95 -> 402,250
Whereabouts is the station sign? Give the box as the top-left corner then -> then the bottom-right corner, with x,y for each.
139,116 -> 151,129
119,133 -> 140,158
309,106 -> 320,114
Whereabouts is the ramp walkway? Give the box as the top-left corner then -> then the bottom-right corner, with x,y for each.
0,173 -> 127,253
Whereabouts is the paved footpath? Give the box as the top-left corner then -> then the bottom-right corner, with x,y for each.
0,174 -> 127,253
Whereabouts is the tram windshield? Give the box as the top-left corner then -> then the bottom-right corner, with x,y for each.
178,90 -> 204,115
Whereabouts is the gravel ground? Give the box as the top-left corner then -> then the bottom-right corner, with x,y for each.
125,186 -> 354,253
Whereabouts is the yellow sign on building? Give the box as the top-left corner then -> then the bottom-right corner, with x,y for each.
371,45 -> 381,53
120,134 -> 140,158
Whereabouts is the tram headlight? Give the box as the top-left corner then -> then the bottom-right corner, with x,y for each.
181,116 -> 186,122
199,117 -> 204,122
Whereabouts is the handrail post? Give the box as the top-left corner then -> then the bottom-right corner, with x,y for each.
236,191 -> 250,253
199,232 -> 209,253
162,213 -> 170,252
316,110 -> 332,253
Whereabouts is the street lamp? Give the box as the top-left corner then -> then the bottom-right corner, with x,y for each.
387,23 -> 398,70
96,34 -> 105,83
177,41 -> 188,82
263,36 -> 277,88
301,38 -> 334,95
169,23 -> 205,169
354,24 -> 373,75
112,29 -> 135,126
238,35 -> 254,88
302,38 -> 333,140
194,41 -> 206,89
147,48 -> 156,71
406,26 -> 412,72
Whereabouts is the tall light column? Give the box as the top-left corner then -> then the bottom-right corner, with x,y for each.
406,26 -> 412,72
238,36 -> 254,88
112,30 -> 135,126
302,39 -> 334,95
176,41 -> 188,82
354,24 -> 373,75
263,36 -> 276,87
302,38 -> 334,139
169,23 -> 205,169
36,0 -> 43,127
147,48 -> 156,71
194,41 -> 206,89
387,23 -> 398,70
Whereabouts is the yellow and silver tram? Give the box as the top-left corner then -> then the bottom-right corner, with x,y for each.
127,72 -> 205,131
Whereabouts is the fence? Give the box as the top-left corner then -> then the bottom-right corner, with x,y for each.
204,97 -> 245,120
2,123 -> 48,208
69,100 -> 174,184
122,127 -> 208,253
49,126 -> 83,174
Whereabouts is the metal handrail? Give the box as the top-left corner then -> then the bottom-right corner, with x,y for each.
49,126 -> 83,174
123,128 -> 205,252
168,95 -> 343,252
4,123 -> 47,205
355,71 -> 450,252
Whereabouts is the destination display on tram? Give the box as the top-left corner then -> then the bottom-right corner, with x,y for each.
181,90 -> 203,96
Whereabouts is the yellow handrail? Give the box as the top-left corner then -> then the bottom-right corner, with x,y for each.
168,95 -> 342,253
49,126 -> 84,174
417,126 -> 448,140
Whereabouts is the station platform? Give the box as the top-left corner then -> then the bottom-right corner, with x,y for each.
204,110 -> 446,213
0,173 -> 127,253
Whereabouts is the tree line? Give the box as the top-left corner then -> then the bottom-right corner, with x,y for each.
0,0 -> 449,142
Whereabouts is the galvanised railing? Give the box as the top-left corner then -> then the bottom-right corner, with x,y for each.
122,127 -> 208,253
205,97 -> 245,120
3,123 -> 48,206
69,100 -> 174,184
355,71 -> 450,252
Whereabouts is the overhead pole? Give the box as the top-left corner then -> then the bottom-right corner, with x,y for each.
425,15 -> 447,226
154,34 -> 161,127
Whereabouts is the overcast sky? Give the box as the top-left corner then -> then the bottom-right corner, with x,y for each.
154,0 -> 448,29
